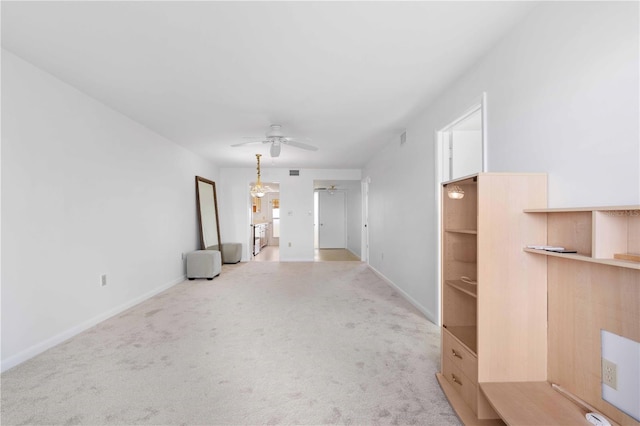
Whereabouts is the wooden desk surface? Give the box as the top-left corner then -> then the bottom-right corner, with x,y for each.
480,382 -> 591,426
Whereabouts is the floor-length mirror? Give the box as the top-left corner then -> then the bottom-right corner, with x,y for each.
195,176 -> 222,251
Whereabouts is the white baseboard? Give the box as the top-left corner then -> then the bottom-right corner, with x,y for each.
1,275 -> 186,373
346,247 -> 361,259
367,265 -> 437,324
280,258 -> 315,262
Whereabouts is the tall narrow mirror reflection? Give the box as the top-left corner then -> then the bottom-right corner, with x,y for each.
195,176 -> 222,251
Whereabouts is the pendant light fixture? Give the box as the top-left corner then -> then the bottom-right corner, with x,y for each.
447,185 -> 465,199
250,154 -> 270,198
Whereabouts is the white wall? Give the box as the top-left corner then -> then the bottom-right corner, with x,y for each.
364,1 -> 639,323
454,2 -> 638,206
219,168 -> 360,262
1,50 -> 219,371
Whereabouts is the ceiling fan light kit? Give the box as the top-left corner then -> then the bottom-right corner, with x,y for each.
232,124 -> 318,158
270,141 -> 281,157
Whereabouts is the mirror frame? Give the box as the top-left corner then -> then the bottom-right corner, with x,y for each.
195,176 -> 222,251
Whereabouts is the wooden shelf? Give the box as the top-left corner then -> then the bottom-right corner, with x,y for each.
524,205 -> 639,213
480,382 -> 600,426
445,229 -> 478,235
445,280 -> 478,298
524,206 -> 640,271
524,248 -> 640,270
444,325 -> 477,354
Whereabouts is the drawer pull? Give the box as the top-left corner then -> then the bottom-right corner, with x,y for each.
451,349 -> 463,359
451,373 -> 462,385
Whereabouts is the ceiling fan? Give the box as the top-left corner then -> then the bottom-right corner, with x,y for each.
232,124 -> 318,157
315,184 -> 338,191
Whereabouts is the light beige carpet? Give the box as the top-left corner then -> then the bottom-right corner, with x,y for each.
1,262 -> 460,425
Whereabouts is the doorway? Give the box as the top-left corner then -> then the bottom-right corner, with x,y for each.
313,180 -> 362,261
250,182 -> 279,262
318,190 -> 346,249
439,106 -> 484,181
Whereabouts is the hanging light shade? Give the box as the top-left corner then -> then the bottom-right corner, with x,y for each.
250,154 -> 270,198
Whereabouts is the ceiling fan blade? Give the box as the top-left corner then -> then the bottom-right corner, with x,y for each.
231,140 -> 266,147
282,140 -> 318,151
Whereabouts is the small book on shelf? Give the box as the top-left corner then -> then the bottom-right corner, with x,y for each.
525,245 -> 578,253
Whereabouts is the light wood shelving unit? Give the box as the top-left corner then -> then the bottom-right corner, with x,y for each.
439,186 -> 640,425
437,173 -> 548,424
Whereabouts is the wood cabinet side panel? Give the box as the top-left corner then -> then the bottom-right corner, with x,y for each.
477,174 -> 548,383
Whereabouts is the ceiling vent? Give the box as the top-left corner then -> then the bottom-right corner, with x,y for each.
400,131 -> 407,145
289,170 -> 300,176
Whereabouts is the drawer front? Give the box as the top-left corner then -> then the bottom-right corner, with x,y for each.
442,355 -> 478,414
443,329 -> 478,383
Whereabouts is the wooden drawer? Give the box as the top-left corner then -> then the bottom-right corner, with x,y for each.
443,328 -> 478,383
442,354 -> 478,414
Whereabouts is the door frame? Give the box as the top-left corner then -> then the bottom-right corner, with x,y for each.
434,92 -> 487,326
361,177 -> 370,263
437,94 -> 487,181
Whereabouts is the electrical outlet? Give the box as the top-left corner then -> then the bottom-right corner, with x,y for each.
100,274 -> 107,287
288,242 -> 292,247
602,358 -> 617,390
601,330 -> 640,421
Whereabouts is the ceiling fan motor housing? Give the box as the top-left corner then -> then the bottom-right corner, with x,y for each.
266,124 -> 284,138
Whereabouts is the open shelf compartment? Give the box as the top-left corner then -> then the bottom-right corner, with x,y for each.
524,206 -> 640,270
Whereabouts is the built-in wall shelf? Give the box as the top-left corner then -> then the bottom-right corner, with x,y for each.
445,280 -> 478,298
523,248 -> 640,270
523,205 -> 639,213
524,205 -> 640,270
445,229 -> 478,235
444,325 -> 478,354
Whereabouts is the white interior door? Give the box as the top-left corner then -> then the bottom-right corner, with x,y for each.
318,191 -> 346,249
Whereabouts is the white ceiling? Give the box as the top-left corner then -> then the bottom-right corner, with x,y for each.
1,1 -> 536,169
